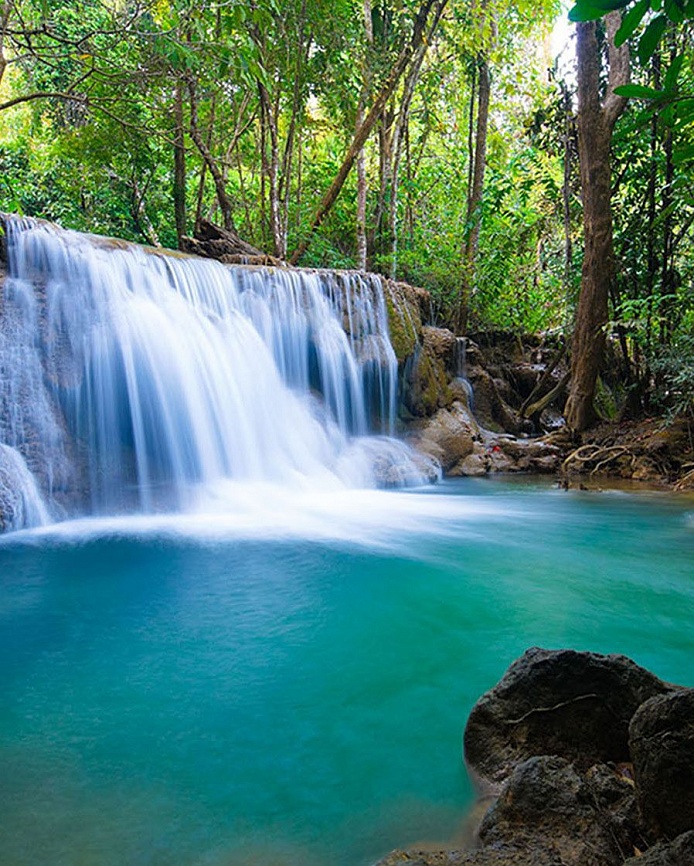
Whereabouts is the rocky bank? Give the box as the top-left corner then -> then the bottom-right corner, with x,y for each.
376,648 -> 694,866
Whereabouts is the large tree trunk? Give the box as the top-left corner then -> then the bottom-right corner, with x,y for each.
288,0 -> 448,266
564,13 -> 628,432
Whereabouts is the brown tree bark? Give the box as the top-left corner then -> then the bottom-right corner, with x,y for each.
289,0 -> 448,266
564,12 -> 629,432
0,1 -> 10,90
187,76 -> 235,232
258,81 -> 283,258
457,53 -> 490,334
356,0 -> 374,272
173,82 -> 187,248
386,35 -> 428,277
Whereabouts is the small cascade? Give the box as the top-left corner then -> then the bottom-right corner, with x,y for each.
0,444 -> 50,531
454,336 -> 475,411
0,217 -> 436,521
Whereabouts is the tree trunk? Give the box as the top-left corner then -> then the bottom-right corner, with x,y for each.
560,80 -> 573,286
289,0 -> 448,266
356,0 -> 373,272
387,36 -> 428,277
259,82 -> 283,259
173,82 -> 187,248
280,12 -> 308,262
564,13 -> 629,432
0,1 -> 10,90
187,77 -> 234,231
457,55 -> 490,334
356,101 -> 369,271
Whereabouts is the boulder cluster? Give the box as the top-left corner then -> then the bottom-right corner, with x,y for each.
377,648 -> 694,866
400,327 -> 566,477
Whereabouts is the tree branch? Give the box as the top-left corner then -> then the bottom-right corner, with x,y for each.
288,0 -> 448,265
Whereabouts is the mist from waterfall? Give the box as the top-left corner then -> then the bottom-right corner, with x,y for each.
0,218 -> 435,524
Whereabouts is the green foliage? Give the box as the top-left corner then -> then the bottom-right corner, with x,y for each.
651,335 -> 694,419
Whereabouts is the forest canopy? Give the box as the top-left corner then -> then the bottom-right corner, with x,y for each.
0,0 -> 692,425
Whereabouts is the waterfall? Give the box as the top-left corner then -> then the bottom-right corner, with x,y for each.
0,217 -> 436,522
0,443 -> 51,530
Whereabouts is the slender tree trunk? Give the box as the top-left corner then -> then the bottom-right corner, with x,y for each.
259,83 -> 283,258
356,0 -> 373,272
564,12 -> 629,431
289,0 -> 449,266
356,101 -> 369,271
0,1 -> 10,90
132,177 -> 160,247
374,110 -> 394,261
187,77 -> 234,231
457,55 -> 490,334
388,37 -> 428,278
560,80 -> 573,288
173,82 -> 187,247
281,12 -> 308,261
659,124 -> 674,343
645,58 -> 659,357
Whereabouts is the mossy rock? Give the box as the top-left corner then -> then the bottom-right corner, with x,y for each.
385,292 -> 420,362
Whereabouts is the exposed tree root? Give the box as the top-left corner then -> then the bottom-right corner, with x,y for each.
562,444 -> 636,476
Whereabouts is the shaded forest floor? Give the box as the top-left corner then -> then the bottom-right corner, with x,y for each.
554,417 -> 694,492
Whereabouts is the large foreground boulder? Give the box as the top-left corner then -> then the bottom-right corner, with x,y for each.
629,689 -> 694,838
463,647 -> 669,788
375,648 -> 693,866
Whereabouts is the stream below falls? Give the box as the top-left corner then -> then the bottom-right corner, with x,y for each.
1,477 -> 693,866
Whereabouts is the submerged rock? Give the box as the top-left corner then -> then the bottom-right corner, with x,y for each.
464,647 -> 669,789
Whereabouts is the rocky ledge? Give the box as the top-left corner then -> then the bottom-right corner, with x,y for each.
376,648 -> 694,866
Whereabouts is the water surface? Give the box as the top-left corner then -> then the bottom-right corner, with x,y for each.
1,478 -> 693,865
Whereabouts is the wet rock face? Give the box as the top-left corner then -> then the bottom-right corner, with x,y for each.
629,689 -> 694,838
375,849 -> 561,865
623,831 -> 694,866
478,756 -> 643,866
402,327 -> 457,418
412,402 -> 478,472
463,647 -> 669,789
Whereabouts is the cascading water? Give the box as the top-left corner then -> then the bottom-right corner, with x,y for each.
0,217 -> 436,524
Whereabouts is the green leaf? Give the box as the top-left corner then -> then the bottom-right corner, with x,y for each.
673,145 -> 694,164
637,14 -> 667,63
568,5 -> 608,21
613,83 -> 665,97
615,0 -> 650,45
664,0 -> 685,21
591,0 -> 631,7
568,0 -> 628,22
664,54 -> 684,89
